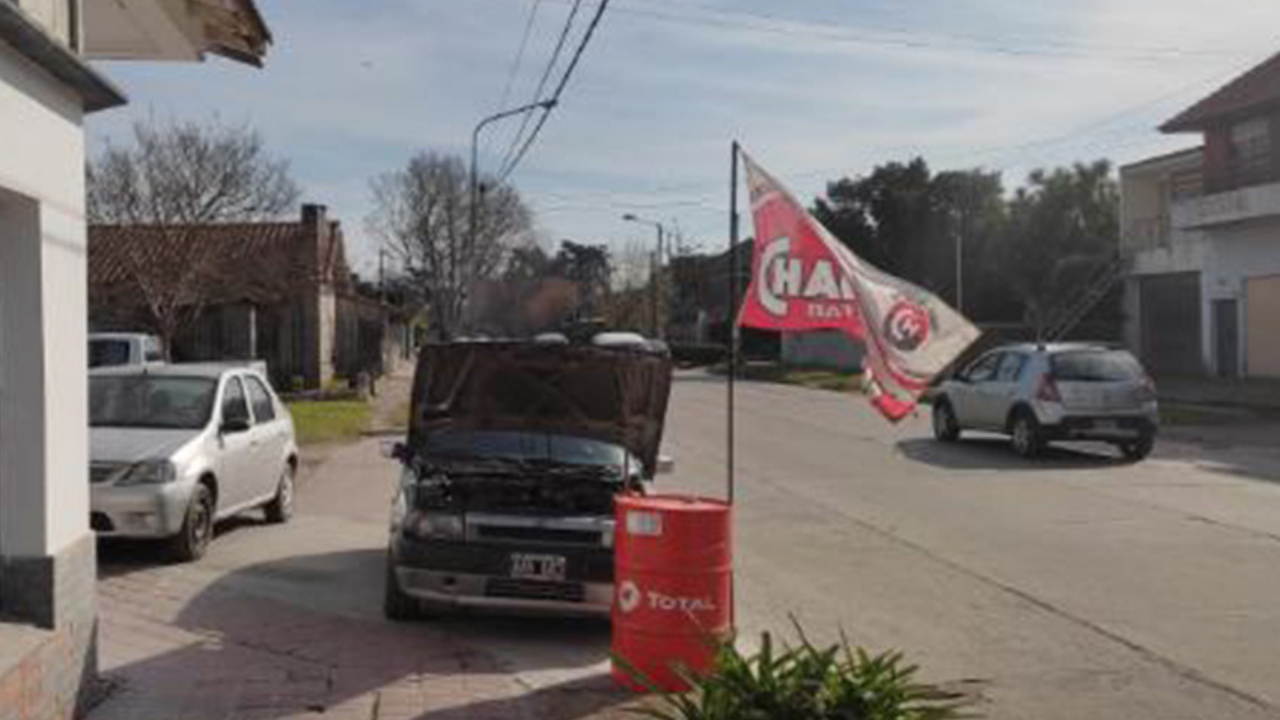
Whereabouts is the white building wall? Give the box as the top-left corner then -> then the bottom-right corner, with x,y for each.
1204,222 -> 1280,376
0,40 -> 89,558
1126,215 -> 1280,376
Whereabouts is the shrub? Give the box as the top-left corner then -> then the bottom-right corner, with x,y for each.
670,343 -> 729,368
622,623 -> 969,720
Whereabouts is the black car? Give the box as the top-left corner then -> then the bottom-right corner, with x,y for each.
383,335 -> 673,619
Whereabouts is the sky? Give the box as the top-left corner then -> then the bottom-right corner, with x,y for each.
87,0 -> 1280,276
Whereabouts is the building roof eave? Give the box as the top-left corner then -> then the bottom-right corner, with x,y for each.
1160,51 -> 1280,133
0,3 -> 126,113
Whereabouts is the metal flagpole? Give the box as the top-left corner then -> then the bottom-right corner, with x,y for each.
728,141 -> 740,506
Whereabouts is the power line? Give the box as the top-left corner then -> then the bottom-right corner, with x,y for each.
500,0 -> 613,181
493,0 -> 544,116
485,0 -> 545,158
496,0 -> 585,177
468,0 -> 1249,64
619,0 -> 1239,61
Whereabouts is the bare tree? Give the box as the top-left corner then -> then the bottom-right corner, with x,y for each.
599,239 -> 643,332
367,151 -> 534,339
87,118 -> 301,356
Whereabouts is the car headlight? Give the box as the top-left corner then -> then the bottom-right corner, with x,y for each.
403,511 -> 464,540
116,460 -> 177,486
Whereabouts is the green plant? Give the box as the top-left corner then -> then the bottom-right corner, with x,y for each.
621,622 -> 969,720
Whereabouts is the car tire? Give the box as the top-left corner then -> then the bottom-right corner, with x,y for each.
169,484 -> 214,563
1120,435 -> 1155,462
383,553 -> 420,622
932,400 -> 961,442
263,463 -> 295,524
1010,409 -> 1043,459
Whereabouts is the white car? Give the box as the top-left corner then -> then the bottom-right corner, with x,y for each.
931,343 -> 1159,460
89,332 -> 164,368
89,364 -> 299,560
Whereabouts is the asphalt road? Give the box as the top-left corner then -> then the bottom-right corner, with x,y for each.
101,371 -> 1280,719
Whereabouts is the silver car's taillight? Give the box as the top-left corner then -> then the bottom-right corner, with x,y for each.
1036,375 -> 1062,403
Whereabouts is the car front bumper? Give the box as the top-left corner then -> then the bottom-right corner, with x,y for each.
395,567 -> 613,616
90,482 -> 192,538
391,535 -> 615,616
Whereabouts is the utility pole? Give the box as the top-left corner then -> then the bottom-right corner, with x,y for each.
465,99 -> 556,338
622,213 -> 666,339
953,206 -> 964,314
378,247 -> 387,304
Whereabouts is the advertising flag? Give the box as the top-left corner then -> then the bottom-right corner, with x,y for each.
737,153 -> 980,422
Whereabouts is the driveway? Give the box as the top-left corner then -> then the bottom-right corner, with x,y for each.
89,371 -> 1280,719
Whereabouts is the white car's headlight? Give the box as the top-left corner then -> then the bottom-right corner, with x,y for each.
404,511 -> 464,540
116,460 -> 177,486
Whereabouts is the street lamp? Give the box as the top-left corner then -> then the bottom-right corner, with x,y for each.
457,99 -> 557,338
622,213 -> 666,338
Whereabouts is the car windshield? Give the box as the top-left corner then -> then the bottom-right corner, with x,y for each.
89,340 -> 131,368
1052,351 -> 1145,383
90,375 -> 218,430
425,430 -> 635,470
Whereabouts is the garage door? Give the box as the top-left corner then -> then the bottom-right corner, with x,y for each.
1246,275 -> 1280,377
1140,272 -> 1202,376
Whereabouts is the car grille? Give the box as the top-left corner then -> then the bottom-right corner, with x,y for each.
475,525 -> 603,545
90,464 -> 124,484
485,579 -> 585,603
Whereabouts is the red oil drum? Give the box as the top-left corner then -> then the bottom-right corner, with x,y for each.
611,494 -> 733,692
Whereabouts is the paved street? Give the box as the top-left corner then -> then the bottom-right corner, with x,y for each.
89,371 -> 1280,719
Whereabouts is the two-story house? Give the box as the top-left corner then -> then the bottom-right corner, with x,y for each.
0,2 -> 269,718
1121,52 -> 1280,379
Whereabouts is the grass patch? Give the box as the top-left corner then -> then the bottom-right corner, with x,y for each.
713,362 -> 864,394
288,399 -> 372,446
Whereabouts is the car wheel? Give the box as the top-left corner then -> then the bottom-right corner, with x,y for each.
1010,410 -> 1043,459
932,400 -> 961,442
383,552 -> 421,622
1120,435 -> 1155,462
169,484 -> 214,562
264,463 -> 295,524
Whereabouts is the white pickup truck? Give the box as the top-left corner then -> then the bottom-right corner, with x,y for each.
88,333 -> 164,368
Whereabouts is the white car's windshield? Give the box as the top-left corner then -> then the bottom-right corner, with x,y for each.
90,376 -> 217,430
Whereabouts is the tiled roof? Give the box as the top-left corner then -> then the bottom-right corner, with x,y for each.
1162,51 -> 1280,132
89,220 -> 351,306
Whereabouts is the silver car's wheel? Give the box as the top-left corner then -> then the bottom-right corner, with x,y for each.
264,464 -> 295,524
169,484 -> 214,562
932,401 -> 960,442
1011,412 -> 1042,458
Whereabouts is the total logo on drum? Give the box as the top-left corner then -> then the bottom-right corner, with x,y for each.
616,581 -> 717,614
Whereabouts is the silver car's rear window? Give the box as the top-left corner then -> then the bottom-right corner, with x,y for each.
1051,351 -> 1144,383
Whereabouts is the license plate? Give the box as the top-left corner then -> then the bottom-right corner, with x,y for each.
510,553 -> 567,582
1095,420 -> 1118,431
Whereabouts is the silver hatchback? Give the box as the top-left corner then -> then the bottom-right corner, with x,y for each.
931,343 -> 1159,460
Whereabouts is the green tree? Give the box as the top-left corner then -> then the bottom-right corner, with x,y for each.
551,241 -> 612,318
812,159 -> 1012,318
1003,160 -> 1119,334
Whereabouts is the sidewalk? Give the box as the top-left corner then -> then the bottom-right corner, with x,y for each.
1159,375 -> 1280,413
369,365 -> 415,435
91,559 -> 639,720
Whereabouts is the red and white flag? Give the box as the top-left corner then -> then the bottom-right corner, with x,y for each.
737,153 -> 980,422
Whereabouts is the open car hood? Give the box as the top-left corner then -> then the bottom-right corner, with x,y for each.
408,341 -> 674,476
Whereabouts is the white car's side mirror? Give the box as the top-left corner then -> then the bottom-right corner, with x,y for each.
656,456 -> 676,475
